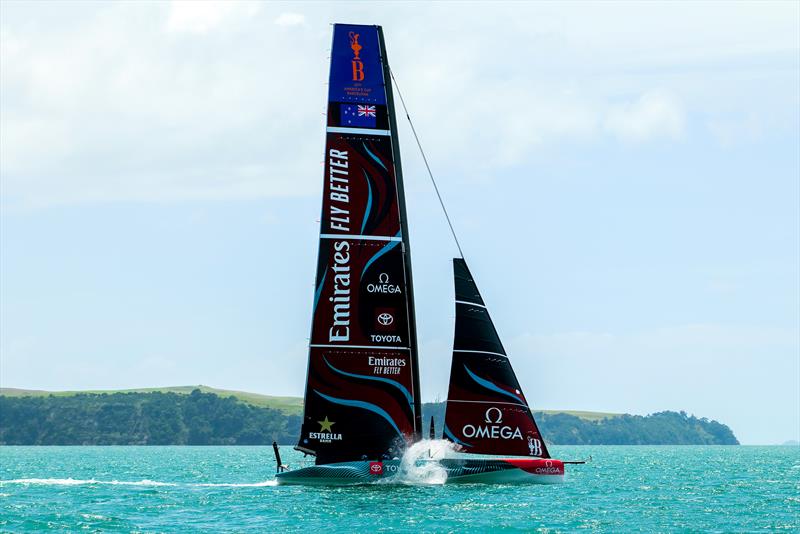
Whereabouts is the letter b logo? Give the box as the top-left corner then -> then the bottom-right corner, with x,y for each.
352,60 -> 364,81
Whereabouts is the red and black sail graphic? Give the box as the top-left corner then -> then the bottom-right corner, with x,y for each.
443,259 -> 550,458
297,24 -> 422,464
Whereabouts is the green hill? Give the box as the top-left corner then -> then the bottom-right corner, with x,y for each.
0,387 -> 615,420
0,386 -> 303,415
0,388 -> 738,446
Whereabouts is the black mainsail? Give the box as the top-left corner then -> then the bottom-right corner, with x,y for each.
297,24 -> 422,464
442,259 -> 550,458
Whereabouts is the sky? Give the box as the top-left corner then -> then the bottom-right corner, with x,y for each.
1,1 -> 798,445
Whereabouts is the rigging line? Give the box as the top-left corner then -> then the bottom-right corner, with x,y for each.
388,66 -> 465,259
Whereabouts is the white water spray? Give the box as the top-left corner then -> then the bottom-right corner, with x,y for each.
391,439 -> 457,485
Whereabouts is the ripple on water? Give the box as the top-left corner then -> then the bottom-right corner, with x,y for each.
0,445 -> 798,531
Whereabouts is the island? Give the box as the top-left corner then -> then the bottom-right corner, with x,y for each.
0,387 -> 738,446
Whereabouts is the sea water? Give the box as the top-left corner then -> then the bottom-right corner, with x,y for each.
1,445 -> 797,531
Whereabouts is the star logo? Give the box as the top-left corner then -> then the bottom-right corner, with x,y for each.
318,416 -> 335,433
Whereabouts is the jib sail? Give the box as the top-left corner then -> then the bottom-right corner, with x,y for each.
296,24 -> 422,464
442,259 -> 550,458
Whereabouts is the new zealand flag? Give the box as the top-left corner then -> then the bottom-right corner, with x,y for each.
340,104 -> 377,128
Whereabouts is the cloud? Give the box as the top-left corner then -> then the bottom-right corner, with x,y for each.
604,90 -> 685,142
1,2 -> 320,208
274,12 -> 305,27
1,1 -> 795,207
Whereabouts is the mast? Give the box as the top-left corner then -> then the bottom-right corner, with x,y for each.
378,27 -> 423,440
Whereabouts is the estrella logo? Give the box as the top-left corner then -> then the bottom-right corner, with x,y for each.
349,31 -> 364,82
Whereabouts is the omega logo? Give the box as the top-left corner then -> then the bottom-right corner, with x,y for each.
462,406 -> 523,440
367,273 -> 402,294
485,407 -> 503,424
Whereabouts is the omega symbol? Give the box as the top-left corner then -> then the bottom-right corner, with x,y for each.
484,407 -> 503,424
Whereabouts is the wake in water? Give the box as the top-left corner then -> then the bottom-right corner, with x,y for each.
389,439 -> 458,486
1,441 -> 460,489
0,478 -> 177,487
0,478 -> 277,488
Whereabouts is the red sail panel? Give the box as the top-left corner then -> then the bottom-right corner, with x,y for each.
443,259 -> 551,458
297,24 -> 420,463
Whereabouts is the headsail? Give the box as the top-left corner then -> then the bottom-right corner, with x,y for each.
297,24 -> 422,464
443,259 -> 550,458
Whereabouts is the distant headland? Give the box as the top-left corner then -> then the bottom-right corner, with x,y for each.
0,386 -> 738,446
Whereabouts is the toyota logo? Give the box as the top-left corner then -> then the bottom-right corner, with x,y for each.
377,313 -> 394,326
369,461 -> 383,475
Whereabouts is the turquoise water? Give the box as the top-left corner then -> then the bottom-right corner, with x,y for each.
1,445 -> 797,532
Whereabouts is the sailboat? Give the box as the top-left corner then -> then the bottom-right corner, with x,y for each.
276,24 -> 569,485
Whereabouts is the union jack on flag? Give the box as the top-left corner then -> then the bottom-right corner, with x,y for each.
340,103 -> 376,127
357,105 -> 376,118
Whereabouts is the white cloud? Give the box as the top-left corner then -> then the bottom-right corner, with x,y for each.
0,1 -> 795,207
1,1 -> 321,208
604,90 -> 686,142
274,12 -> 305,27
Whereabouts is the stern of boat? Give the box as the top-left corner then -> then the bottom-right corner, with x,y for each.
275,460 -> 398,486
441,458 -> 565,484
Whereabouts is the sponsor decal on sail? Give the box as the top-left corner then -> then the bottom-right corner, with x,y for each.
328,149 -> 350,232
370,334 -> 403,343
369,355 -> 406,375
528,436 -> 543,456
367,273 -> 402,294
308,416 -> 343,443
329,25 -> 383,103
349,32 -> 364,81
371,306 -> 402,343
461,407 -> 523,441
375,308 -> 396,329
328,240 -> 352,342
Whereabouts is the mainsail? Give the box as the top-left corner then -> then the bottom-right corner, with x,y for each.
443,259 -> 550,458
297,24 -> 422,464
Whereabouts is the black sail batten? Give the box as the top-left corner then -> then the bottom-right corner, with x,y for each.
443,258 -> 551,459
295,24 -> 421,465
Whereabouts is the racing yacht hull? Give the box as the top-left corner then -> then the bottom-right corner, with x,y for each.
275,458 -> 564,485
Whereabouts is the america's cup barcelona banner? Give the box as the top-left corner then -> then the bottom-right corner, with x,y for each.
298,24 -> 420,464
